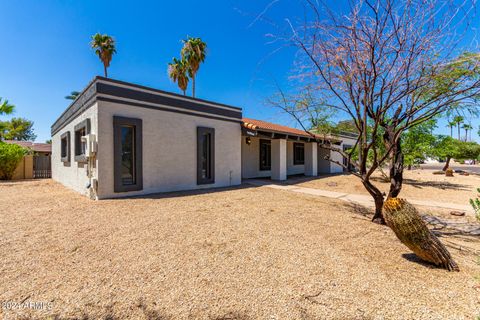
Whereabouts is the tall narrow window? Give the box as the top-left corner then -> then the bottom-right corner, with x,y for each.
197,127 -> 215,185
293,143 -> 305,165
259,139 -> 271,171
60,131 -> 70,163
114,117 -> 143,192
121,126 -> 135,185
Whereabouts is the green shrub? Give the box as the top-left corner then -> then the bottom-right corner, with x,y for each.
0,142 -> 27,180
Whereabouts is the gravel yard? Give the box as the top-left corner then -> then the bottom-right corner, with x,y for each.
1,179 -> 479,319
290,169 -> 480,205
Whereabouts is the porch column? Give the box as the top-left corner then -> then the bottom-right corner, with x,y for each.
271,139 -> 287,180
305,142 -> 318,176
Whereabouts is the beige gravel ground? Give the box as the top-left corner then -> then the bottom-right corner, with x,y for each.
1,179 -> 479,320
289,169 -> 480,205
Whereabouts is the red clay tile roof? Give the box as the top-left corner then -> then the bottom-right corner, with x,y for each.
3,140 -> 52,153
242,118 -> 341,142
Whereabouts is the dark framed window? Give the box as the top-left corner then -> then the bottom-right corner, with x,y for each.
293,143 -> 305,165
60,131 -> 70,163
114,116 -> 143,192
259,139 -> 271,171
74,119 -> 91,162
197,127 -> 215,185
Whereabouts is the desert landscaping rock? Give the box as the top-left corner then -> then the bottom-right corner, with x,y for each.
1,179 -> 479,319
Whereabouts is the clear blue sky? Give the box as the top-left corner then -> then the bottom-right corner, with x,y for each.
0,0 -> 478,142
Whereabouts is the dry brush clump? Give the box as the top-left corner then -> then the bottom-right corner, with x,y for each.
383,198 -> 459,271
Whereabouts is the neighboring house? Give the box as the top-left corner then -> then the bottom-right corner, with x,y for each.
4,140 -> 52,179
51,77 -> 357,199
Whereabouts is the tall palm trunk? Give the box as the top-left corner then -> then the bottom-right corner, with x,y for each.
457,124 -> 461,140
104,64 -> 108,78
192,75 -> 196,98
450,126 -> 453,137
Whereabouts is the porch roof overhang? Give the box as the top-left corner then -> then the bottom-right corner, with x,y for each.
242,118 -> 342,145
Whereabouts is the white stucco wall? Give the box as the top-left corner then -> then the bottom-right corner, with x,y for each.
241,137 -> 272,179
51,103 -> 99,196
287,141 -> 305,175
241,138 -> 307,178
96,100 -> 242,198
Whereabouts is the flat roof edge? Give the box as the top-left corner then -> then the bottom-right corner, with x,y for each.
51,76 -> 243,136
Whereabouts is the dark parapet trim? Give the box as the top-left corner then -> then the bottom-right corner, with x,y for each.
96,82 -> 242,120
51,77 -> 243,136
95,76 -> 242,111
51,80 -> 98,136
113,116 -> 143,193
97,96 -> 243,125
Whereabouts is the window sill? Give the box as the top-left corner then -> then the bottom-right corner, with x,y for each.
74,155 -> 88,163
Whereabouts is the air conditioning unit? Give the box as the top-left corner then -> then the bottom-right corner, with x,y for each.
81,134 -> 97,157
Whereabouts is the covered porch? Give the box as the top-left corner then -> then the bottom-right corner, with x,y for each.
241,118 -> 343,180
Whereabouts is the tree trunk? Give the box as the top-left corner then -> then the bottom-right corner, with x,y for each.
362,179 -> 385,224
458,124 -> 461,140
383,126 -> 404,198
442,156 -> 451,171
104,64 -> 108,78
383,198 -> 459,271
192,75 -> 196,98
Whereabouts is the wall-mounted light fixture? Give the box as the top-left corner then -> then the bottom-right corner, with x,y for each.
246,137 -> 252,145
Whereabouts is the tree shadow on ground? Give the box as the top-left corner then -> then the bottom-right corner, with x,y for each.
42,302 -> 172,320
401,253 -> 443,270
371,176 -> 472,191
423,215 -> 480,237
107,183 -> 258,201
213,311 -> 250,320
343,202 -> 374,220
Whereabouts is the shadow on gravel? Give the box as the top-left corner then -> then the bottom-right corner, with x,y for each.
401,253 -> 442,270
371,177 -> 472,191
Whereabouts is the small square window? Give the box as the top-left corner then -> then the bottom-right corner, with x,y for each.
74,119 -> 91,162
293,143 -> 305,165
60,131 -> 70,163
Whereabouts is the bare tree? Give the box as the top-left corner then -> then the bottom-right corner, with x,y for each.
265,0 -> 480,270
271,0 -> 480,223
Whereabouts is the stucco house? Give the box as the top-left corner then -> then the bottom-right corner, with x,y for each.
51,77 -> 356,199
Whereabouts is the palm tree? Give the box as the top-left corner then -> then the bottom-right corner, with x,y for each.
447,121 -> 456,138
65,91 -> 80,100
90,33 -> 116,78
0,98 -> 15,116
452,115 -> 464,140
463,123 -> 473,141
168,57 -> 189,95
181,37 -> 207,97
